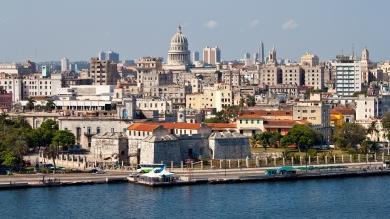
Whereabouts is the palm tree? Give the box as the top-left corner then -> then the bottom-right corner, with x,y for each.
26,97 -> 36,111
249,134 -> 261,148
367,121 -> 379,142
45,99 -> 56,111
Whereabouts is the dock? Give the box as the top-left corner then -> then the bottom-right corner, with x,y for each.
2,163 -> 390,190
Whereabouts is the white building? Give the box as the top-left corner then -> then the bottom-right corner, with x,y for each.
355,94 -> 390,121
61,57 -> 70,72
332,56 -> 362,96
165,26 -> 191,71
136,98 -> 173,114
0,73 -> 62,102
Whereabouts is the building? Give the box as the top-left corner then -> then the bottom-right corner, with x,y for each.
89,58 -> 119,85
61,57 -> 70,72
192,51 -> 200,63
186,84 -> 233,112
259,65 -> 282,86
107,50 -> 120,63
59,113 -> 132,149
360,48 -> 370,83
300,52 -> 319,67
281,65 -> 304,86
41,65 -> 50,78
203,46 -> 221,65
259,41 -> 265,63
165,26 -> 191,70
292,94 -> 331,142
208,132 -> 251,159
303,65 -> 324,90
0,87 -> 12,111
355,94 -> 390,121
136,57 -> 163,70
332,55 -> 362,97
136,98 -> 173,115
90,132 -> 129,165
98,51 -> 106,61
127,122 -> 249,164
22,73 -> 62,98
0,73 -> 22,102
330,107 -> 355,126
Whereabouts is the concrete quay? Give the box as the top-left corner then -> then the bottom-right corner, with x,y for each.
0,172 -> 129,190
0,162 -> 387,189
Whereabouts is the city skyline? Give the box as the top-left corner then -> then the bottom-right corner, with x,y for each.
0,0 -> 389,62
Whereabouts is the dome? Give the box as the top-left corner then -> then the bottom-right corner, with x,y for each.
167,25 -> 191,66
170,26 -> 188,45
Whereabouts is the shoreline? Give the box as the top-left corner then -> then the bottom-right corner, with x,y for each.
1,163 -> 389,190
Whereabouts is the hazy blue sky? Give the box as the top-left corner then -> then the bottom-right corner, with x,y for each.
0,0 -> 389,62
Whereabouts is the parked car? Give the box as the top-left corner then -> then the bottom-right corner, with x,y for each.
0,168 -> 12,175
90,167 -> 105,174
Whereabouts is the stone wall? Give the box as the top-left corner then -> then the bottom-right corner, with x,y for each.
90,132 -> 129,165
209,132 -> 251,160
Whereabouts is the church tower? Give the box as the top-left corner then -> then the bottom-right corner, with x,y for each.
267,45 -> 277,65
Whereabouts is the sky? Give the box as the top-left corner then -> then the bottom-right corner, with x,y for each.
0,0 -> 389,62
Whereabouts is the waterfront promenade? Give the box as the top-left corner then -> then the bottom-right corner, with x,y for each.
0,161 -> 385,189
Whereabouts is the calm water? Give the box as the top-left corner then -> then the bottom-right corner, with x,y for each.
1,176 -> 390,219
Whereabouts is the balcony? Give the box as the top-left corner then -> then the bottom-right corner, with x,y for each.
84,132 -> 97,137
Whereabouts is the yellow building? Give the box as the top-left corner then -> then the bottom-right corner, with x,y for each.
186,84 -> 233,112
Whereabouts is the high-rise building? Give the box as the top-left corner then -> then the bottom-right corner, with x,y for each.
259,41 -> 265,63
203,46 -> 221,65
332,55 -> 362,96
98,51 -> 106,61
89,58 -> 119,85
41,65 -> 50,78
244,52 -> 252,66
61,57 -> 69,72
192,51 -> 200,63
107,50 -> 120,63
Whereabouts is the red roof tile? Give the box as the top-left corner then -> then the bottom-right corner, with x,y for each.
128,123 -> 160,132
206,123 -> 237,129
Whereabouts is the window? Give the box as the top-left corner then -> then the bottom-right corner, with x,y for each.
96,127 -> 100,134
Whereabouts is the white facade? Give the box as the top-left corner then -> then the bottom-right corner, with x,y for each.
136,98 -> 173,114
61,57 -> 69,72
166,26 -> 190,69
355,95 -> 390,121
0,63 -> 20,75
332,60 -> 362,96
0,73 -> 62,101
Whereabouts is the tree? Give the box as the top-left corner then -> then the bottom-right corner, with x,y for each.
382,112 -> 390,141
43,130 -> 74,172
45,99 -> 56,111
40,119 -> 59,131
1,151 -> 22,169
246,96 -> 256,107
26,97 -> 36,111
333,123 -> 366,150
52,130 -> 75,151
367,120 -> 379,142
249,135 -> 260,148
281,125 -> 318,152
257,132 -> 282,150
30,119 -> 59,151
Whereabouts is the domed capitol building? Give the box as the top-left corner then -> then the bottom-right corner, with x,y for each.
164,25 -> 191,71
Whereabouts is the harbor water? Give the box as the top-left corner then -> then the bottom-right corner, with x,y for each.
1,176 -> 390,218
